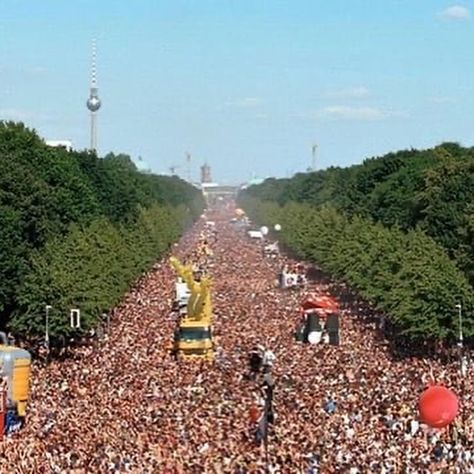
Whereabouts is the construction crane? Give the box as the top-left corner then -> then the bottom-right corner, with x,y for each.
311,144 -> 318,172
186,152 -> 192,182
306,144 -> 318,173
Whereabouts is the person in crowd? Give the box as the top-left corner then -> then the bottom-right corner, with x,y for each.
324,398 -> 337,415
262,348 -> 276,371
248,346 -> 263,380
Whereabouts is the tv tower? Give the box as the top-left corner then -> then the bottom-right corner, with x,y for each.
86,40 -> 101,151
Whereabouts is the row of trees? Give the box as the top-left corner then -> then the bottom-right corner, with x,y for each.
0,122 -> 204,339
239,176 -> 474,342
244,143 -> 474,287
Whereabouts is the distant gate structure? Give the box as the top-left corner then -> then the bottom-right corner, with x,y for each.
201,182 -> 239,204
198,163 -> 239,204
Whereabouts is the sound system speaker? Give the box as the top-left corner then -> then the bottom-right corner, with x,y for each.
307,313 -> 321,332
326,314 -> 339,332
329,331 -> 340,346
295,324 -> 306,342
326,313 -> 340,346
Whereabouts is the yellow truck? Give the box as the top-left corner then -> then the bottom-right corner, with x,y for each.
170,257 -> 214,361
0,332 -> 31,418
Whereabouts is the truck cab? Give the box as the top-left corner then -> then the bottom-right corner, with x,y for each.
174,319 -> 214,361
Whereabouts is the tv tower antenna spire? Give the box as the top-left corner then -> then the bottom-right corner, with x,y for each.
86,39 -> 102,151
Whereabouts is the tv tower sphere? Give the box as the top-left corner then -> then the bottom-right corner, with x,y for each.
87,95 -> 101,112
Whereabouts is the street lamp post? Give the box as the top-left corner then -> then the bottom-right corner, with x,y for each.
456,303 -> 463,343
455,303 -> 467,434
455,303 -> 463,372
102,312 -> 110,334
262,371 -> 274,473
45,305 -> 52,348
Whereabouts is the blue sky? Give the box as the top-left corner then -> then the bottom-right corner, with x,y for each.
0,1 -> 473,183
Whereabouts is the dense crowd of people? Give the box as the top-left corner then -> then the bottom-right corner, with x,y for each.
0,204 -> 472,473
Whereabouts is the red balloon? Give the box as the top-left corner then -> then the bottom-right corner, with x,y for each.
418,385 -> 459,428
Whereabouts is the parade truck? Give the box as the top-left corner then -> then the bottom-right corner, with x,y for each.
170,257 -> 214,361
296,296 -> 341,346
0,332 -> 31,433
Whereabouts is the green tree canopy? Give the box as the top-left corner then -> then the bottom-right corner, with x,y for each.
0,122 -> 204,338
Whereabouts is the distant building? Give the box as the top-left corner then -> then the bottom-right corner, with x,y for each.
200,163 -> 212,183
135,156 -> 151,173
46,140 -> 73,151
240,177 -> 265,190
248,177 -> 265,186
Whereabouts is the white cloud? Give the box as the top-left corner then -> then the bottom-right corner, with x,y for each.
312,105 -> 409,122
24,65 -> 48,75
429,96 -> 456,104
0,108 -> 38,121
224,97 -> 262,108
319,105 -> 388,121
0,65 -> 48,77
439,5 -> 471,20
324,86 -> 370,99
